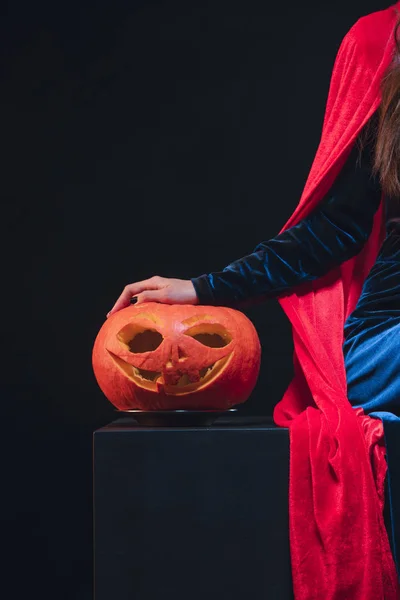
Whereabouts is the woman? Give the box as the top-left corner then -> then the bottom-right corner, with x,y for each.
106,4 -> 400,599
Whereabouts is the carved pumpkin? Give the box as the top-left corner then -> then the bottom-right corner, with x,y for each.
92,302 -> 261,411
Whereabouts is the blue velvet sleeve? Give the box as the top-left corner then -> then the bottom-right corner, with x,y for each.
191,138 -> 382,307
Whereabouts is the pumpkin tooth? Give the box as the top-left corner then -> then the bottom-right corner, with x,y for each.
199,363 -> 216,379
176,373 -> 191,387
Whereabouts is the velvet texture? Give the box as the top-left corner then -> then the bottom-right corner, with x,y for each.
344,228 -> 400,414
191,4 -> 400,598
191,126 -> 382,307
271,7 -> 400,598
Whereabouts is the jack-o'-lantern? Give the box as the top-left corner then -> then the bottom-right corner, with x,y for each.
92,302 -> 261,411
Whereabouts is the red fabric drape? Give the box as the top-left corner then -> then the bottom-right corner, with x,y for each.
273,3 -> 400,598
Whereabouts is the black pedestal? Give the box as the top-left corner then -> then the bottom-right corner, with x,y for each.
383,418 -> 400,575
93,416 -> 293,600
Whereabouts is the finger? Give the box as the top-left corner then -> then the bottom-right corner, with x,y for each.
124,276 -> 164,297
107,288 -> 133,317
107,277 -> 163,317
136,289 -> 169,304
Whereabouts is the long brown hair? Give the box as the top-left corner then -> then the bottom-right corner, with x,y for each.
372,14 -> 400,198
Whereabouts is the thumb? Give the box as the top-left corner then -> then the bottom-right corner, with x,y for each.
136,289 -> 168,304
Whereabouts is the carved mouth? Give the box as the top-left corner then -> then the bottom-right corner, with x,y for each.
107,351 -> 233,395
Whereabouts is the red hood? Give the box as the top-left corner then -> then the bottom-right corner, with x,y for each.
273,3 -> 400,598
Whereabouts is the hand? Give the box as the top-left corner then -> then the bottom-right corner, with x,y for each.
106,276 -> 199,317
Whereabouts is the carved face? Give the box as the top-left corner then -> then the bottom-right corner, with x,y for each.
92,302 -> 261,411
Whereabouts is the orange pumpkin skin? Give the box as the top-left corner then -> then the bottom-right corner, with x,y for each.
92,302 -> 261,411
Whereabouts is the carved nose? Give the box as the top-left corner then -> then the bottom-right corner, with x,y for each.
165,344 -> 177,370
165,344 -> 187,369
177,345 -> 188,363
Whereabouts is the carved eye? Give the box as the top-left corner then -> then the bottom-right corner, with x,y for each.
117,324 -> 163,353
184,324 -> 232,348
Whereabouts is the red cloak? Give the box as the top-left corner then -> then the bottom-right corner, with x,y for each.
273,3 -> 400,598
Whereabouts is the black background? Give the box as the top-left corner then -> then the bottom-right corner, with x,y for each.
1,1 -> 389,598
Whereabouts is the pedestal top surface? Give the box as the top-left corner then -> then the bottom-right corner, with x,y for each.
95,415 -> 289,433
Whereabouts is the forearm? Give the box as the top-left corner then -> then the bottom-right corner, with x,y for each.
191,132 -> 382,307
191,206 -> 377,306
